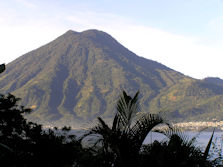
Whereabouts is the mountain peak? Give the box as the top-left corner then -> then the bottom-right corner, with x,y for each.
60,30 -> 79,39
2,29 -> 223,127
63,29 -> 109,37
81,29 -> 109,36
65,29 -> 79,34
61,29 -> 115,44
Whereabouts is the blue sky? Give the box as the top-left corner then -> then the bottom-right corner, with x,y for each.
1,0 -> 223,79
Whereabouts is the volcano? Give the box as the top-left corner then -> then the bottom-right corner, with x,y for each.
1,29 -> 223,127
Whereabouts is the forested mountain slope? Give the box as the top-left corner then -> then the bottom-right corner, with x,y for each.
1,30 -> 223,127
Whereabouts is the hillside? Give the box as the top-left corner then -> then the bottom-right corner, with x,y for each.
203,77 -> 223,86
1,29 -> 223,127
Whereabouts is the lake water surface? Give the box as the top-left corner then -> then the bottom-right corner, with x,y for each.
75,129 -> 223,151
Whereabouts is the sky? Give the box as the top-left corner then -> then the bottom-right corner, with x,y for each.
1,0 -> 223,79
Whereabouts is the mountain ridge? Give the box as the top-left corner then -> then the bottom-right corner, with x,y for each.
203,77 -> 223,86
1,29 -> 223,127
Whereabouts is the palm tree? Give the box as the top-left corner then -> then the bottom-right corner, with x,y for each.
82,91 -> 169,167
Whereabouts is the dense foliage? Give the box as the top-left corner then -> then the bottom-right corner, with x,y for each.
0,93 -> 86,167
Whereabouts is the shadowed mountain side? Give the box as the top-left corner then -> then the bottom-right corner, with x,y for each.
1,29 -> 223,127
203,77 -> 223,86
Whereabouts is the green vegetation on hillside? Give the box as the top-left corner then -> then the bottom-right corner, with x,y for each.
1,30 -> 223,126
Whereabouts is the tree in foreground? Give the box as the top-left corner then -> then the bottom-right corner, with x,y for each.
82,91 -> 216,167
0,93 -> 84,167
82,91 -> 169,167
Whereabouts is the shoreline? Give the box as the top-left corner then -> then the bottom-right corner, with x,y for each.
173,121 -> 223,131
42,121 -> 223,132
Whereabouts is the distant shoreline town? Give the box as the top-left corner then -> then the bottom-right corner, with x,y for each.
42,121 -> 223,132
173,121 -> 223,131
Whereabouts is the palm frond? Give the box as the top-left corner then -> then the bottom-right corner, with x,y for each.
189,127 -> 208,146
127,91 -> 140,125
97,117 -> 110,130
116,91 -> 129,126
203,128 -> 215,160
156,126 -> 208,159
131,113 -> 167,150
116,91 -> 140,131
0,143 -> 13,152
112,114 -> 120,131
81,117 -> 111,140
155,126 -> 199,149
155,126 -> 187,141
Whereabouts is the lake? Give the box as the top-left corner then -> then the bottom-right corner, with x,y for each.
75,129 -> 223,150
73,129 -> 223,158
